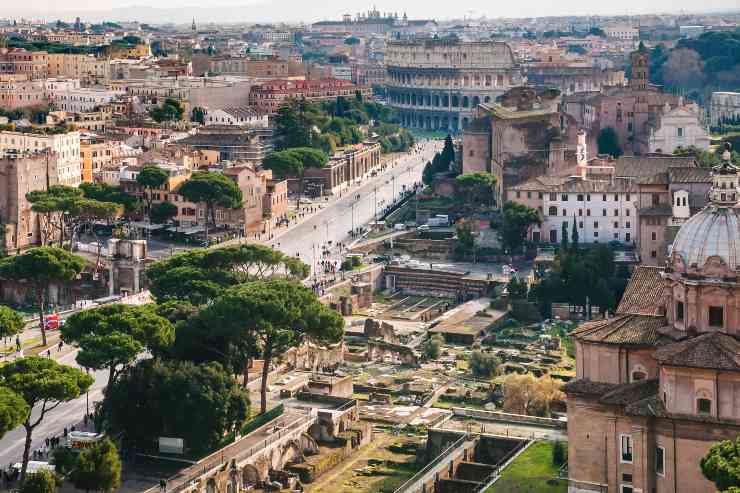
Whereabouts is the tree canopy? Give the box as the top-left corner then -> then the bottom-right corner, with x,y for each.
0,386 -> 28,439
179,171 -> 243,224
149,98 -> 184,123
201,280 -> 344,413
501,201 -> 542,253
455,172 -> 497,207
146,243 -> 309,304
0,305 -> 25,339
18,470 -> 59,493
150,201 -> 178,225
136,165 -> 169,213
61,304 -> 175,384
701,436 -> 740,493
103,359 -> 249,454
0,247 -> 86,346
0,357 -> 93,480
597,127 -> 623,158
69,438 -> 121,493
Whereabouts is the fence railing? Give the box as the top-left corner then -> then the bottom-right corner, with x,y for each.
393,434 -> 470,493
474,439 -> 530,492
451,407 -> 567,429
143,413 -> 315,493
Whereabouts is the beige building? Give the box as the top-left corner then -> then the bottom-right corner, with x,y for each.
0,151 -> 59,253
564,150 -> 740,493
46,54 -> 109,83
0,130 -> 82,186
386,38 -> 523,132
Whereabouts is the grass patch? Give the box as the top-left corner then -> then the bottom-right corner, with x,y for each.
0,337 -> 41,355
370,460 -> 422,492
353,392 -> 370,401
485,441 -> 567,493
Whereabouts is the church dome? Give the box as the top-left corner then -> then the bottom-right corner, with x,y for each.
671,205 -> 740,270
671,143 -> 740,271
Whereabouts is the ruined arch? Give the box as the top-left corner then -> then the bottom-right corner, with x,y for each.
300,432 -> 320,456
281,439 -> 305,467
242,464 -> 260,486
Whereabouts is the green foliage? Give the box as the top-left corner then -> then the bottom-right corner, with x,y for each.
103,359 -> 249,454
79,182 -> 140,215
701,436 -> 740,492
0,247 -> 86,346
0,305 -> 25,338
469,350 -> 500,378
455,223 -> 476,259
50,447 -> 76,476
146,243 -> 309,304
149,98 -> 184,123
0,357 -> 93,479
0,386 -> 28,439
179,171 -> 243,226
455,172 -> 497,207
69,438 -> 121,492
423,334 -> 444,360
241,404 -> 284,435
137,165 -> 169,191
262,147 -> 328,181
532,244 -> 619,315
191,106 -> 206,124
150,201 -> 178,224
62,304 -> 175,383
552,440 -> 567,466
597,127 -> 623,158
507,277 -> 528,300
501,201 -> 541,253
19,470 -> 59,493
200,280 -> 345,413
422,161 -> 435,186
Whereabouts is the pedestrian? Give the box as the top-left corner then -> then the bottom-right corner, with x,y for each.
46,349 -> 51,359
58,340 -> 63,352
63,427 -> 68,437
15,337 -> 20,352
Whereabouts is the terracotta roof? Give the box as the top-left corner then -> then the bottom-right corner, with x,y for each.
564,378 -> 659,408
616,266 -> 665,316
654,332 -> 740,371
639,205 -> 673,216
615,156 -> 696,178
625,395 -> 668,417
570,314 -> 664,345
600,378 -> 658,405
668,167 -> 712,183
562,379 -> 619,396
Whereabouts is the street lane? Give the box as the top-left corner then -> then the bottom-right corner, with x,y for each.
270,140 -> 441,275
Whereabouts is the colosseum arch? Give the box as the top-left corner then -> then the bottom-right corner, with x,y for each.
242,464 -> 260,486
299,432 -> 320,456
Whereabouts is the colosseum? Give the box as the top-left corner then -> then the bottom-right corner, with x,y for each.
385,38 -> 523,133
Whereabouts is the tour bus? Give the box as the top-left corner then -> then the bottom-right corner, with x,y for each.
67,431 -> 105,450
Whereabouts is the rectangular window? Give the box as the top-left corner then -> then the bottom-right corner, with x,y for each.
626,221 -> 631,229
626,232 -> 631,242
677,301 -> 684,321
594,231 -> 599,237
516,191 -> 521,198
626,209 -> 630,216
527,192 -> 532,199
709,306 -> 724,328
594,221 -> 599,228
587,209 -> 591,216
562,209 -> 567,216
538,192 -> 543,199
621,435 -> 633,462
652,232 -> 657,241
677,127 -> 683,137
626,193 -> 631,201
621,486 -> 634,493
614,221 -> 619,228
550,193 -> 557,201
656,446 -> 665,476
577,194 -> 584,201
562,194 -> 568,201
614,209 -> 619,216
603,209 -> 607,217
698,398 -> 712,415
614,194 -> 619,201
586,194 -> 591,201
579,221 -> 583,228
579,209 -> 583,216
651,250 -> 657,258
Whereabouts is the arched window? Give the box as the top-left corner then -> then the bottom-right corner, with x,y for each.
631,364 -> 647,382
696,389 -> 712,415
548,206 -> 558,216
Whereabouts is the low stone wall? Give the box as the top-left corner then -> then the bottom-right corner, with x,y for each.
437,478 -> 481,493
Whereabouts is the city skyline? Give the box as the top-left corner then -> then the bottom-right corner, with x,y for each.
3,0 -> 740,24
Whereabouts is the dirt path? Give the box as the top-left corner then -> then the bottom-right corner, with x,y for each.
305,433 -> 396,493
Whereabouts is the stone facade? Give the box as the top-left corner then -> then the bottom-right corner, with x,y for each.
648,106 -> 710,154
710,91 -> 740,126
386,39 -> 523,132
0,151 -> 59,253
0,129 -> 82,186
565,152 -> 740,493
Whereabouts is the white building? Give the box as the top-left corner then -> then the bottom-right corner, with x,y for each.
330,65 -> 353,81
710,92 -> 740,126
604,25 -> 639,41
47,87 -> 124,113
204,107 -> 269,128
648,105 -> 710,154
0,130 -> 82,186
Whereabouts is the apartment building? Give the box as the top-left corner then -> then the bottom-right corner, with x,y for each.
0,129 -> 82,186
248,78 -> 371,114
0,78 -> 47,109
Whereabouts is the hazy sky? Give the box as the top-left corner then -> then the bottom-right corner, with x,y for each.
5,0 -> 740,23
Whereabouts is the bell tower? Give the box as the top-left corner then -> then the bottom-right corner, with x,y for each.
630,42 -> 649,91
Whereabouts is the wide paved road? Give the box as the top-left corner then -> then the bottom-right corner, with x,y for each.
0,347 -> 108,469
270,140 -> 441,275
